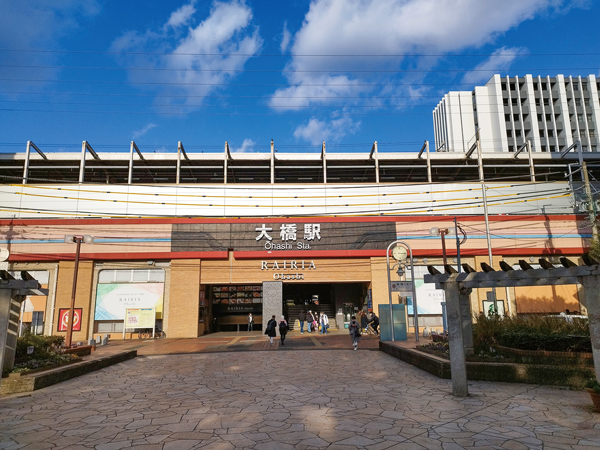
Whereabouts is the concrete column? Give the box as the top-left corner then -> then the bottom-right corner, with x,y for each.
581,275 -> 600,381
459,286 -> 473,354
0,290 -> 21,374
262,281 -> 282,331
167,259 -> 201,338
443,277 -> 468,396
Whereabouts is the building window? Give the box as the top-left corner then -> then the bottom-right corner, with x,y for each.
501,83 -> 507,91
585,99 -> 590,106
590,130 -> 595,137
550,146 -> 556,152
508,145 -> 514,152
548,130 -> 554,137
574,84 -> 579,91
507,130 -> 512,138
533,82 -> 539,90
588,115 -> 593,123
593,146 -> 598,152
515,130 -> 522,137
513,114 -> 519,121
503,98 -> 509,106
541,82 -> 548,90
543,98 -> 549,106
539,130 -> 545,137
537,113 -> 543,121
576,98 -> 581,106
582,82 -> 588,90
510,83 -> 516,90
535,98 -> 540,106
542,145 -> 547,152
578,114 -> 584,122
545,114 -> 551,121
505,114 -> 511,122
511,98 -> 518,106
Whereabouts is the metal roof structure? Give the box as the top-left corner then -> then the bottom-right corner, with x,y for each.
2,140 -> 600,185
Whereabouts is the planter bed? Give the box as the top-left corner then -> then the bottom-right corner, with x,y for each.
0,350 -> 137,395
380,341 -> 595,389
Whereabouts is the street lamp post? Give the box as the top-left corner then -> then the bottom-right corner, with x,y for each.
429,226 -> 455,265
64,235 -> 93,348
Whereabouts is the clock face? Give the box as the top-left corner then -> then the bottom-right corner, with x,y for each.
392,246 -> 407,261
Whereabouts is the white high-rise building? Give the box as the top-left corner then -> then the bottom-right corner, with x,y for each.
433,74 -> 600,153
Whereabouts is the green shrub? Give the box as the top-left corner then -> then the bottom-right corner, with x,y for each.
15,333 -> 65,360
472,313 -> 590,353
586,378 -> 600,393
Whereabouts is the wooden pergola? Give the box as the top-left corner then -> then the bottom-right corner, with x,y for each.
424,256 -> 600,396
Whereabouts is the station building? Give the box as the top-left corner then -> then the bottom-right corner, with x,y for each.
0,140 -> 596,341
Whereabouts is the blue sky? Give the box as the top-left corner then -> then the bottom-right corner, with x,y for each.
0,0 -> 599,155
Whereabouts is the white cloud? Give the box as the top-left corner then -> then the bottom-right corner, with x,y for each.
111,0 -> 262,109
280,21 -> 291,53
165,1 -> 197,29
233,138 -> 256,152
462,47 -> 528,85
132,123 -> 157,140
293,114 -> 361,145
271,0 -> 584,110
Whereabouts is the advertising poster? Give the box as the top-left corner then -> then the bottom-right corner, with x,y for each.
406,266 -> 446,315
58,308 -> 83,332
125,308 -> 155,329
95,283 -> 164,321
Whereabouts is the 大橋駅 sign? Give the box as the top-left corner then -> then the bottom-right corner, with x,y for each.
256,223 -> 320,250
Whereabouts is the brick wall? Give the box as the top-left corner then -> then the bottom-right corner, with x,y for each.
167,259 -> 201,338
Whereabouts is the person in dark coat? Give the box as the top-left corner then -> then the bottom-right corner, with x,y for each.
278,315 -> 288,345
265,315 -> 277,345
360,311 -> 368,333
298,310 -> 306,334
349,316 -> 361,350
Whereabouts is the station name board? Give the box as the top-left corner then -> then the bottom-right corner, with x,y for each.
256,223 -> 321,250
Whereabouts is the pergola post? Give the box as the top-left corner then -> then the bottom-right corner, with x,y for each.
581,275 -> 600,381
443,274 -> 469,397
459,286 -> 474,354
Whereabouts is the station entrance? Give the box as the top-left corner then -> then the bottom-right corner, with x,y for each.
283,282 -> 367,331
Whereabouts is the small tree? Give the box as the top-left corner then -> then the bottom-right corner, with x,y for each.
589,234 -> 600,261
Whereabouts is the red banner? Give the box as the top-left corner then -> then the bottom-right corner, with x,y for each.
58,308 -> 82,332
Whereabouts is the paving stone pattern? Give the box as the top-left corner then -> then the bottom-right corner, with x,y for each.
1,350 -> 599,449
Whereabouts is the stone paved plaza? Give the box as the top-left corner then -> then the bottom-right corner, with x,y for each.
1,349 -> 599,450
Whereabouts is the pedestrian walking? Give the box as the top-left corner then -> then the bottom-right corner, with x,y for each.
349,316 -> 361,350
298,309 -> 306,334
320,312 -> 329,334
278,315 -> 288,345
307,310 -> 314,333
265,315 -> 277,345
247,313 -> 254,332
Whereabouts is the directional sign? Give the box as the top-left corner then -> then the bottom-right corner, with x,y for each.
391,281 -> 414,293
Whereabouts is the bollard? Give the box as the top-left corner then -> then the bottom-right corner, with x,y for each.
101,336 -> 108,346
87,338 -> 96,350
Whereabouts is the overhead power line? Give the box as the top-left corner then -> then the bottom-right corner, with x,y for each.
1,49 -> 599,57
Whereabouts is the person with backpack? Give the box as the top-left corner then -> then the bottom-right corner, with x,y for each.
349,316 -> 361,350
306,310 -> 314,333
278,315 -> 288,345
265,315 -> 277,345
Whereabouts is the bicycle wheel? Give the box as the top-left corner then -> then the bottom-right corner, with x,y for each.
140,330 -> 152,339
137,330 -> 144,339
157,331 -> 166,339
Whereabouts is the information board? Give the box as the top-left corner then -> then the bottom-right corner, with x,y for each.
123,307 -> 156,338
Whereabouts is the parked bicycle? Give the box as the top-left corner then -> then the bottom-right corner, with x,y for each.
362,323 -> 380,339
137,327 -> 166,339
